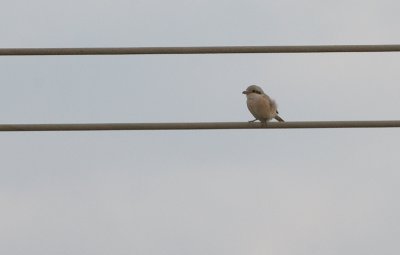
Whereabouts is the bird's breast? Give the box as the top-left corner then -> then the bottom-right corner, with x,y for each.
246,95 -> 274,120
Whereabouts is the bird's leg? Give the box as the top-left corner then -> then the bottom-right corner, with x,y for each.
248,119 -> 257,123
261,120 -> 268,127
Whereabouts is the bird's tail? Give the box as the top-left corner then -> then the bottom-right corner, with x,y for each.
274,115 -> 284,122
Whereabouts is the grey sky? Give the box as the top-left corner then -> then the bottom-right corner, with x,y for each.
1,0 -> 400,254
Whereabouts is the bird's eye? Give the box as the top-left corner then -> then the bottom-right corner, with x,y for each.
252,90 -> 256,93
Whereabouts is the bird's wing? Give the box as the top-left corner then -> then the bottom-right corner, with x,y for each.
268,98 -> 277,111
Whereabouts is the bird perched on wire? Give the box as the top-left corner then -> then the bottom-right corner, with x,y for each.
242,85 -> 284,123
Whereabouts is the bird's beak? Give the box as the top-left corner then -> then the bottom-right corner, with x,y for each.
242,91 -> 248,94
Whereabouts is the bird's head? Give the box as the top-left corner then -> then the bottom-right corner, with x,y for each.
242,85 -> 264,95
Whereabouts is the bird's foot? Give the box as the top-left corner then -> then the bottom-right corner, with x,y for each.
248,119 -> 257,123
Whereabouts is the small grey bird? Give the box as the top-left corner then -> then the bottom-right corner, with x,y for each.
242,85 -> 284,123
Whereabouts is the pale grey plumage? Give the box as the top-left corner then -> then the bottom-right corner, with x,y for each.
242,85 -> 284,123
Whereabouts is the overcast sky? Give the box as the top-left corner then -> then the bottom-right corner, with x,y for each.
1,0 -> 400,254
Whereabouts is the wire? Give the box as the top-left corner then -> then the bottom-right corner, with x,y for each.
0,121 -> 399,132
1,44 -> 400,56
1,45 -> 399,132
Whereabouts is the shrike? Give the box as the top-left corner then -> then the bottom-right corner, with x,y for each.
242,85 -> 284,123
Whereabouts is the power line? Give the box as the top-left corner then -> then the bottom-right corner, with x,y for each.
0,121 -> 399,132
1,44 -> 400,56
1,45 -> 399,132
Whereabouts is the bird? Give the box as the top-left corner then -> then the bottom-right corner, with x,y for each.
242,85 -> 284,123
